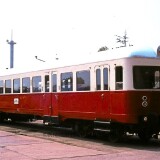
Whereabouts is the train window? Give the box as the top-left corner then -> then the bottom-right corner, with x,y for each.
115,66 -> 123,90
5,79 -> 11,93
32,76 -> 42,92
13,78 -> 20,93
103,68 -> 109,90
133,66 -> 160,89
96,69 -> 101,90
52,74 -> 57,92
45,75 -> 49,92
22,77 -> 30,93
76,70 -> 90,91
0,80 -> 3,94
154,71 -> 160,88
61,72 -> 73,91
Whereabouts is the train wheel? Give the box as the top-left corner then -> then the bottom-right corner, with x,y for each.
138,130 -> 152,142
73,122 -> 93,138
108,130 -> 122,143
108,125 -> 124,143
0,115 -> 4,123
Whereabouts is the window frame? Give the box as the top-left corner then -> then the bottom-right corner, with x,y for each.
115,66 -> 123,90
13,78 -> 20,93
5,79 -> 12,93
76,70 -> 90,91
32,76 -> 42,92
0,80 -> 4,94
22,77 -> 30,93
52,73 -> 57,92
96,68 -> 101,90
61,72 -> 73,92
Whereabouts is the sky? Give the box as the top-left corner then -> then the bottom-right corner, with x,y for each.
0,0 -> 159,69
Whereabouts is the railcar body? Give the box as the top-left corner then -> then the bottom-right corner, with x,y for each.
0,46 -> 160,141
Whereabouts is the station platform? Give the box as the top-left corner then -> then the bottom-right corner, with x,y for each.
0,130 -> 105,160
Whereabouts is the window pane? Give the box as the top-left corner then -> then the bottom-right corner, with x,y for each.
133,66 -> 160,89
52,74 -> 57,92
61,72 -> 73,91
96,69 -> 101,90
32,76 -> 42,92
5,79 -> 11,93
76,70 -> 90,91
115,66 -> 123,90
103,68 -> 108,90
0,80 -> 3,94
13,78 -> 20,93
155,71 -> 160,88
22,77 -> 30,93
45,75 -> 49,92
116,66 -> 123,82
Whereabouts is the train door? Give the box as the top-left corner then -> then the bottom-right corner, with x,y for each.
51,72 -> 59,118
43,72 -> 59,124
42,73 -> 52,117
95,65 -> 110,120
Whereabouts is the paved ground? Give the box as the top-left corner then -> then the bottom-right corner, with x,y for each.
0,131 -> 114,160
0,130 -> 106,160
1,130 -> 160,160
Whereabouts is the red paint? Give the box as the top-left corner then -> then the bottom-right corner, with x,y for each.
0,90 -> 160,126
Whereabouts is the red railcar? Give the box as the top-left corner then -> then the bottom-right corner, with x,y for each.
0,46 -> 160,141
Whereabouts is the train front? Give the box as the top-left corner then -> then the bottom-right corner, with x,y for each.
124,48 -> 160,141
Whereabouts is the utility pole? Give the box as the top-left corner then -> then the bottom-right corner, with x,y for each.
6,30 -> 16,68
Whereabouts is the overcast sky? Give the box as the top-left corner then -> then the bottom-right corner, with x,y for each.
0,0 -> 159,68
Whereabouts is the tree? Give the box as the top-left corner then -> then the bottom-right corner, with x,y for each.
98,46 -> 109,52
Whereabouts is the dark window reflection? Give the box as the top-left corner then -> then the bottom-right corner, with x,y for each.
61,72 -> 73,91
76,70 -> 90,91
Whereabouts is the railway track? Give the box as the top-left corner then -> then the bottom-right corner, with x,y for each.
0,120 -> 76,141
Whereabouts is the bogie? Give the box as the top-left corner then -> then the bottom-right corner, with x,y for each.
72,121 -> 94,138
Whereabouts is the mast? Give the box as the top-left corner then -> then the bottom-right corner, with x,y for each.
6,30 -> 16,68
